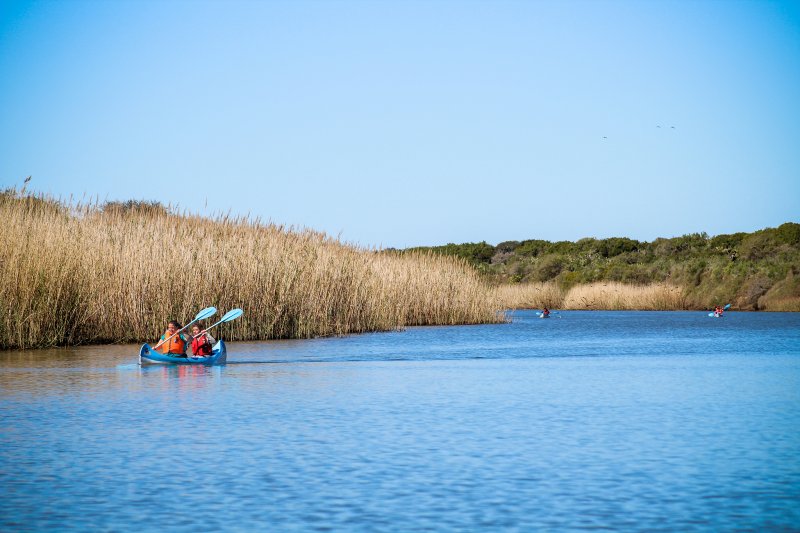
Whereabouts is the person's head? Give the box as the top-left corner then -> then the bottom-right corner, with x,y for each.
167,320 -> 181,332
191,324 -> 202,335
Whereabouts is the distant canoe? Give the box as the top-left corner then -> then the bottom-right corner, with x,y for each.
139,340 -> 227,365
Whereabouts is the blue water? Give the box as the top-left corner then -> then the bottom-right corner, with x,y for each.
1,311 -> 799,531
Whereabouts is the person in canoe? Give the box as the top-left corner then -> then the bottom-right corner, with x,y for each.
542,307 -> 550,318
190,324 -> 216,357
154,320 -> 191,357
714,305 -> 723,317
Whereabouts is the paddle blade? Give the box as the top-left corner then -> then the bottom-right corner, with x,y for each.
195,306 -> 217,321
220,308 -> 243,322
723,304 -> 731,310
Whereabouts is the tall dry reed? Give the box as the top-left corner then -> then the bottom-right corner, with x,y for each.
494,281 -> 687,310
492,282 -> 565,309
0,193 -> 505,349
561,282 -> 687,310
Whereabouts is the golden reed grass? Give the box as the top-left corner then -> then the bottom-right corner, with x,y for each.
759,296 -> 800,312
0,193 -> 505,349
491,282 -> 565,310
494,281 -> 687,310
562,282 -> 687,310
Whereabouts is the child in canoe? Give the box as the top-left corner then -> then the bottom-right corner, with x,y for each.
190,324 -> 216,357
154,320 -> 191,357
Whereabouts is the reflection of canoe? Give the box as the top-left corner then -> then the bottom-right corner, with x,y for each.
139,340 -> 227,366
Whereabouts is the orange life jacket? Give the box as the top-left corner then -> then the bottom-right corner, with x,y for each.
160,330 -> 186,355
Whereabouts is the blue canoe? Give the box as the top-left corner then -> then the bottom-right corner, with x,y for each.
138,340 -> 227,366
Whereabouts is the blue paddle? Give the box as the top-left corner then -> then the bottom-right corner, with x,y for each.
155,306 -> 217,348
193,308 -> 243,338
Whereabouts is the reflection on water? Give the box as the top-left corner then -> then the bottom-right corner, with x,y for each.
1,311 -> 800,531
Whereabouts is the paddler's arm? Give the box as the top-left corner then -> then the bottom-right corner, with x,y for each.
181,333 -> 192,352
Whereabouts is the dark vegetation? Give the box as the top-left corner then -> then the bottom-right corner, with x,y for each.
405,223 -> 800,310
101,199 -> 169,216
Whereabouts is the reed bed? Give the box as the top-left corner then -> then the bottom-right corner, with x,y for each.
561,282 -> 687,310
494,281 -> 687,310
758,296 -> 800,312
0,192 -> 504,349
492,282 -> 565,310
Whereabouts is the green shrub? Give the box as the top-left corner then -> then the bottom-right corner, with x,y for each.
775,222 -> 800,245
515,239 -> 551,257
709,232 -> 746,254
533,255 -> 564,282
739,232 -> 775,260
598,237 -> 641,257
496,241 -> 520,253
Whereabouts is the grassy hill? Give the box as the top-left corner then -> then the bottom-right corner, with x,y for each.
404,223 -> 800,311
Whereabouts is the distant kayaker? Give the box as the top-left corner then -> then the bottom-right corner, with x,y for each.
190,324 -> 215,357
542,307 -> 550,317
714,305 -> 723,317
154,320 -> 190,357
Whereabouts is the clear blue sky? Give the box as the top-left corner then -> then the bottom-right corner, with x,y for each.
1,0 -> 798,248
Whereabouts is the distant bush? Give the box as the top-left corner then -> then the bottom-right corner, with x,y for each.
102,200 -> 168,216
708,232 -> 746,254
515,239 -> 551,257
407,241 -> 495,265
533,255 -> 564,282
495,241 -> 520,253
739,231 -> 776,261
597,237 -> 640,258
775,222 -> 800,245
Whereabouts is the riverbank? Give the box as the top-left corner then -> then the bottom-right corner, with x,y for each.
3,190 -> 795,350
493,281 -> 800,312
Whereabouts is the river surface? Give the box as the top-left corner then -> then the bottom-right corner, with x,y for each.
1,311 -> 799,531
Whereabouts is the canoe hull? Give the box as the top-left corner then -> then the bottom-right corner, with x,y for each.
139,340 -> 227,366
